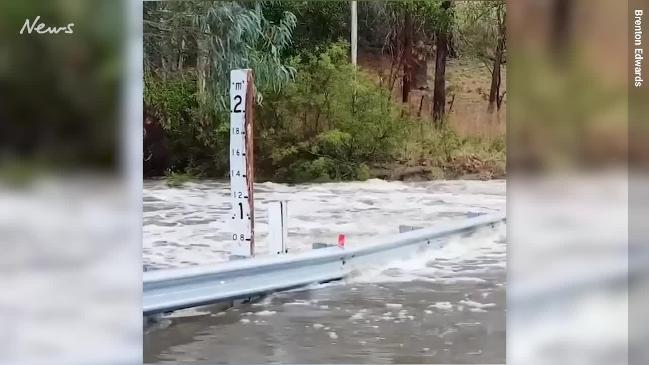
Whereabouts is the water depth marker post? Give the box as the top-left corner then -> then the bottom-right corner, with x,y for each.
229,69 -> 255,258
267,201 -> 288,254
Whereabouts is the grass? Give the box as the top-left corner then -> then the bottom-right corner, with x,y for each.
0,158 -> 52,187
356,52 -> 506,180
396,121 -> 506,180
358,53 -> 506,140
164,171 -> 196,187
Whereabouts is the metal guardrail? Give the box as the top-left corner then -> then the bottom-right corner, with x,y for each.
143,213 -> 506,315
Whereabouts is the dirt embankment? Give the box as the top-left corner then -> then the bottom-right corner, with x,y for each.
371,156 -> 506,182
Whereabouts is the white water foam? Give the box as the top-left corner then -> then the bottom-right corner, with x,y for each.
143,179 -> 505,271
344,223 -> 506,285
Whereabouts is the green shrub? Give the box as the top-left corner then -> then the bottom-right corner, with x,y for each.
164,171 -> 195,187
288,157 -> 334,183
144,72 -> 230,176
489,136 -> 506,153
355,163 -> 371,181
144,74 -> 197,132
258,42 -> 409,181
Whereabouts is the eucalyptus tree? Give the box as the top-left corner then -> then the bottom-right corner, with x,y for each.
432,0 -> 453,124
144,1 -> 297,114
456,0 -> 506,112
143,1 -> 296,174
262,0 -> 349,56
376,0 -> 454,125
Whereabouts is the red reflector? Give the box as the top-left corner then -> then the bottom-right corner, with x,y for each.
337,234 -> 346,248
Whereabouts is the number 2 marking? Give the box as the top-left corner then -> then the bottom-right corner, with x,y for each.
233,95 -> 242,113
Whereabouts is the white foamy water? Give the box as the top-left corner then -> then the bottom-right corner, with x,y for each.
144,179 -> 507,364
345,222 -> 506,286
143,179 -> 505,270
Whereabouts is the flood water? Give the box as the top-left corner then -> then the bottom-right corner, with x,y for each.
143,179 -> 506,364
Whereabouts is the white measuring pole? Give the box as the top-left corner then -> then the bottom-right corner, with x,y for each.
267,201 -> 288,255
229,69 -> 255,257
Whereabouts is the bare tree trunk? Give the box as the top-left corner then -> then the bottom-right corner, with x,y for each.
551,0 -> 573,55
433,0 -> 451,125
178,39 -> 185,71
196,37 -> 209,104
432,34 -> 447,124
488,50 -> 502,112
401,10 -> 413,103
488,7 -> 506,112
497,91 -> 506,109
432,1 -> 451,126
418,95 -> 425,117
160,56 -> 168,81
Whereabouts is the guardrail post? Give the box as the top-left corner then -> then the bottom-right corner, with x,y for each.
399,225 -> 423,233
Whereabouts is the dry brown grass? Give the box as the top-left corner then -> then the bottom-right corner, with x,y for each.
446,58 -> 506,138
357,52 -> 506,139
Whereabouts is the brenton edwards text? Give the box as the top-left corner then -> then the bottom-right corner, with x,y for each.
634,9 -> 644,87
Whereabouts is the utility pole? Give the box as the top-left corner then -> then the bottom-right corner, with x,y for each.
351,0 -> 357,66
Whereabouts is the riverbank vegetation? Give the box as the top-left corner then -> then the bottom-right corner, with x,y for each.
144,1 -> 506,183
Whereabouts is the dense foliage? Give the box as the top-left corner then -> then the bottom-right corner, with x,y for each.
256,43 -> 407,182
262,1 -> 349,54
143,1 -> 506,183
144,1 -> 297,112
146,43 -> 407,181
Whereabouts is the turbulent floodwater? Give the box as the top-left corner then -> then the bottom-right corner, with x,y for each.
143,179 -> 506,364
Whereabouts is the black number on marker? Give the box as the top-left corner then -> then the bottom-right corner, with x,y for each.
233,95 -> 242,113
231,149 -> 240,156
238,202 -> 243,219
